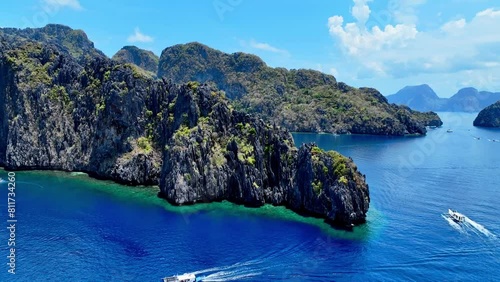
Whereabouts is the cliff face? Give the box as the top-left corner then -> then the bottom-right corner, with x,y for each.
160,91 -> 369,224
0,25 -> 369,226
474,101 -> 500,127
112,46 -> 159,74
0,24 -> 106,63
0,38 -> 162,184
158,42 -> 441,135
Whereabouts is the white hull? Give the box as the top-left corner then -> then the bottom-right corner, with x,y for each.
162,273 -> 196,282
448,209 -> 465,222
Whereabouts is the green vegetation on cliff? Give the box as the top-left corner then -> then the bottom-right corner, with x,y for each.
158,42 -> 442,136
112,46 -> 159,75
0,25 -> 370,226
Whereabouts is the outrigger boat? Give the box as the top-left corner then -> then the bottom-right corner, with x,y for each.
162,273 -> 196,282
448,209 -> 465,223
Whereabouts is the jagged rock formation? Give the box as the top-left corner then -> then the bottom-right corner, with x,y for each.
0,24 -> 106,63
0,33 -> 161,184
158,42 -> 442,135
474,101 -> 500,127
0,25 -> 369,226
112,46 -> 159,74
160,92 -> 369,225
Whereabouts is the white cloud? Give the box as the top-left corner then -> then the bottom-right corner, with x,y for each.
327,1 -> 500,83
127,28 -> 154,43
43,0 -> 82,10
351,0 -> 372,26
241,39 -> 289,56
328,15 -> 418,56
476,8 -> 500,18
441,18 -> 466,33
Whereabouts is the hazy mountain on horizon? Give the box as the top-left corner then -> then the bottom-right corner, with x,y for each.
386,85 -> 500,112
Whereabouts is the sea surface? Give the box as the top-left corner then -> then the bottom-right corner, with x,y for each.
0,112 -> 499,281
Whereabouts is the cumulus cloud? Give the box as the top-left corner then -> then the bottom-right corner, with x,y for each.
351,0 -> 372,26
127,28 -> 154,43
327,1 -> 500,82
328,15 -> 418,55
43,0 -> 82,10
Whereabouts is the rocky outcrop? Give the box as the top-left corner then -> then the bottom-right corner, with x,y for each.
0,38 -> 162,184
112,46 -> 159,74
0,24 -> 106,63
158,42 -> 441,135
159,90 -> 369,225
474,101 -> 500,127
0,25 -> 370,226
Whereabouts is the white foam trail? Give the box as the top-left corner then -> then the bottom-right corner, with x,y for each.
442,215 -> 465,234
191,258 -> 263,275
191,240 -> 312,277
203,272 -> 262,281
465,217 -> 496,238
202,269 -> 247,280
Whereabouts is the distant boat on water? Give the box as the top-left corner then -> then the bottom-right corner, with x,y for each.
162,273 -> 197,282
448,209 -> 465,223
447,129 -> 453,133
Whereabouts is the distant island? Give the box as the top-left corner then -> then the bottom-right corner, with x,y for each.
474,101 -> 500,127
0,24 -> 370,226
387,84 -> 500,112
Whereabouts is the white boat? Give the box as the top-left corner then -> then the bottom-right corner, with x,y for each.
448,209 -> 465,222
447,129 -> 453,133
162,273 -> 196,282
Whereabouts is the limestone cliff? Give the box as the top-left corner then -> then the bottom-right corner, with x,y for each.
112,46 -> 159,74
0,25 -> 369,226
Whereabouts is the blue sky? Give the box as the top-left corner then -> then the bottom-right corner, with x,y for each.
1,0 -> 499,97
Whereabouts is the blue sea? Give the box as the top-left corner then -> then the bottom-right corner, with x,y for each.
1,112 -> 499,281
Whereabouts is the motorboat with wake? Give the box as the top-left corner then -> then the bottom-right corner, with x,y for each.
162,273 -> 197,282
448,209 -> 465,223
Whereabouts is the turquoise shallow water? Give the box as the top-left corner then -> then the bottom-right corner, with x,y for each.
1,112 -> 499,281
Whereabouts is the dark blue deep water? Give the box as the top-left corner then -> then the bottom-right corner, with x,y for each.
1,113 -> 499,281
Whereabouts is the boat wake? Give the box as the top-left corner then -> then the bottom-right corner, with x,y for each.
441,214 -> 466,234
464,217 -> 496,238
442,211 -> 496,239
184,240 -> 314,281
200,269 -> 263,281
